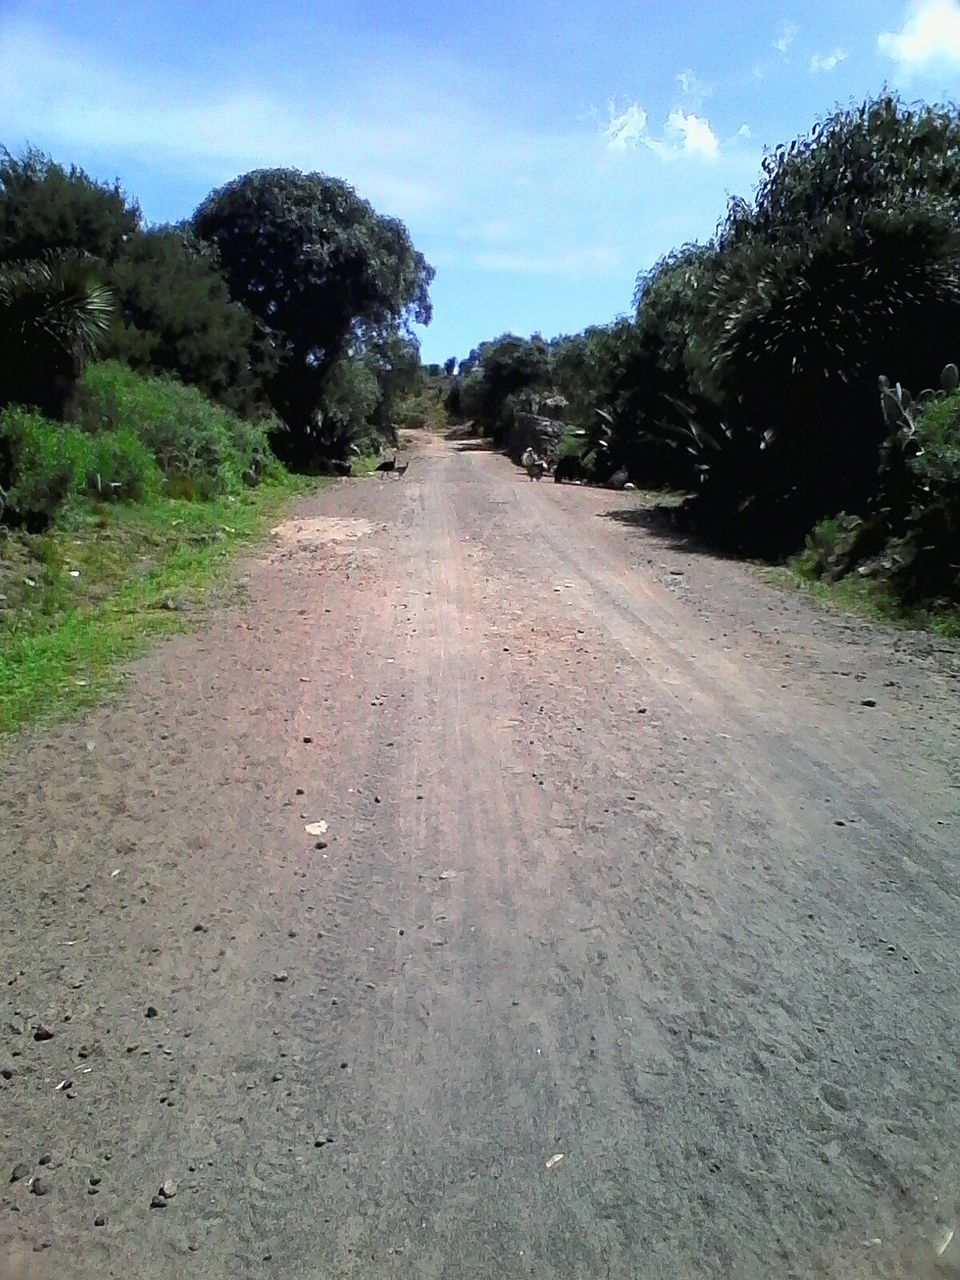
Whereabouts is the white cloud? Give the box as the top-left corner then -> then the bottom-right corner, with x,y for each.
602,99 -> 719,161
664,110 -> 720,159
878,0 -> 960,72
738,123 -> 753,138
602,100 -> 649,150
0,17 -> 648,299
774,21 -> 799,52
809,47 -> 848,72
676,68 -> 711,101
0,21 -> 453,219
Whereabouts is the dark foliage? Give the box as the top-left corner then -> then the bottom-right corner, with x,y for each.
461,334 -> 550,442
0,251 -> 113,420
0,147 -> 139,266
105,227 -> 271,418
0,149 -> 269,416
193,169 -> 434,458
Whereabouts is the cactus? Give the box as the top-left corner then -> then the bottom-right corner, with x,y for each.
880,360 -> 959,434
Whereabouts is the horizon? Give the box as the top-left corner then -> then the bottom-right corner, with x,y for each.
3,0 -> 960,362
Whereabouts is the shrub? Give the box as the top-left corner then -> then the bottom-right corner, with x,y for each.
312,355 -> 383,460
393,386 -> 448,431
85,428 -> 162,501
78,361 -> 273,495
799,381 -> 960,606
0,406 -> 166,527
0,405 -> 91,526
892,391 -> 960,603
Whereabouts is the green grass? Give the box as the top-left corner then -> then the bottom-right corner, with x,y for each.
350,451 -> 386,477
0,472 -> 321,735
763,561 -> 960,639
556,427 -> 587,459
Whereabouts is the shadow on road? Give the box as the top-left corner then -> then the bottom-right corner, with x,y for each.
599,503 -> 743,562
449,439 -> 499,453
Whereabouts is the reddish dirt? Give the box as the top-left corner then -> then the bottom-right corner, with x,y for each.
2,432 -> 959,1278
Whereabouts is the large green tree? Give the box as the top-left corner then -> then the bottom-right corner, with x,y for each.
192,169 -> 434,457
576,95 -> 960,552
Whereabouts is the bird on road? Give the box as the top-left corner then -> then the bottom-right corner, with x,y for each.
376,453 -> 409,477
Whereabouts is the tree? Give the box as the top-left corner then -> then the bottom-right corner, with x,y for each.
472,334 -> 550,440
672,97 -> 960,550
0,147 -> 139,266
363,330 -> 421,439
105,227 -> 270,418
444,356 -> 457,377
0,149 -> 269,416
192,169 -> 434,458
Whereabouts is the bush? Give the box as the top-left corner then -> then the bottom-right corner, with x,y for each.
105,228 -> 270,417
78,361 -> 273,495
0,405 -> 168,528
0,405 -> 91,526
393,386 -> 448,431
0,251 -> 114,421
85,428 -> 162,501
891,391 -> 960,603
799,385 -> 960,607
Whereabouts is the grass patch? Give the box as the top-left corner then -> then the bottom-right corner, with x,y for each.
764,561 -> 960,639
0,472 -> 321,735
351,451 -> 386,477
557,428 -> 587,459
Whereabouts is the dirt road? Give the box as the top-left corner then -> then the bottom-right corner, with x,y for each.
2,433 -> 959,1278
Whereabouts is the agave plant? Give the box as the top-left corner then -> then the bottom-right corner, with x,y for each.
0,251 -> 114,418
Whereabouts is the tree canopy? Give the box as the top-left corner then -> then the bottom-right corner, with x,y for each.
0,148 -> 271,418
0,147 -> 139,266
192,169 -> 434,451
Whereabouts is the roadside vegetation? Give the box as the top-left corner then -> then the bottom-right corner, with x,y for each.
446,94 -> 960,630
0,147 -> 435,730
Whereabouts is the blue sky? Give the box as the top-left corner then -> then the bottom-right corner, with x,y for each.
2,0 -> 960,361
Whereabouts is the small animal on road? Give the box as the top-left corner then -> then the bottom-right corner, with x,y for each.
376,454 -> 409,477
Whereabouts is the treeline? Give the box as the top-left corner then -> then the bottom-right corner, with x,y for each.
448,95 -> 960,616
1,147 -> 433,527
